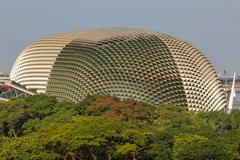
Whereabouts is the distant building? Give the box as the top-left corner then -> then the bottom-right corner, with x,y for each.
0,73 -> 10,94
219,74 -> 240,109
9,28 -> 227,111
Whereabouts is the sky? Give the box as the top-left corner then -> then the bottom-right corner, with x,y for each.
0,0 -> 239,75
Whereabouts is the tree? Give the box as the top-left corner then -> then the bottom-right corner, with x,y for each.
0,94 -> 239,159
173,134 -> 230,160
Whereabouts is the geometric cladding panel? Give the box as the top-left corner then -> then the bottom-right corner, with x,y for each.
10,28 -> 227,111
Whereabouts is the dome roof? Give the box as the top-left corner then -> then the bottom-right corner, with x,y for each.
10,28 -> 227,111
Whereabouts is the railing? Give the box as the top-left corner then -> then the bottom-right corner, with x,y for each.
0,89 -> 27,99
0,81 -> 35,100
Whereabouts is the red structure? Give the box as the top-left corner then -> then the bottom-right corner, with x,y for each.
5,84 -> 10,92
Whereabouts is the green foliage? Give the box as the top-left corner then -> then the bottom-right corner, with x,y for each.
75,95 -> 97,115
173,134 -> 229,160
88,104 -> 112,116
116,143 -> 137,159
0,95 -> 240,159
230,110 -> 240,129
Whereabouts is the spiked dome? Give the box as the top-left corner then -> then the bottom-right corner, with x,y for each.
10,28 -> 227,111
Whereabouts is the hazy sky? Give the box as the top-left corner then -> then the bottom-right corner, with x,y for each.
0,0 -> 239,74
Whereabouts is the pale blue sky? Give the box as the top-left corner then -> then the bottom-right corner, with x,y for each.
0,0 -> 239,74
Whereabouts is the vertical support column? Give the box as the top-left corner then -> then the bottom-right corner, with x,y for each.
228,73 -> 236,113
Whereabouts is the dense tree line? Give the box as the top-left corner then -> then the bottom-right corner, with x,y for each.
0,94 -> 240,159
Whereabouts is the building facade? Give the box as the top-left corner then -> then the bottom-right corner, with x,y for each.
10,28 -> 227,111
219,74 -> 240,109
0,73 -> 10,95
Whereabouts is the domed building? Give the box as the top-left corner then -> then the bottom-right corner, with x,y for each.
10,28 -> 227,111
